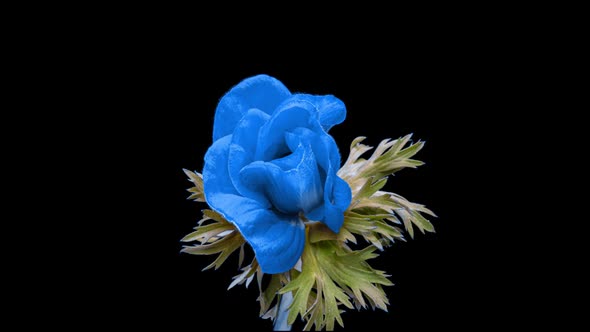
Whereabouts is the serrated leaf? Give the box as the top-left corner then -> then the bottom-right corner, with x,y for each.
280,232 -> 392,330
238,244 -> 245,268
181,209 -> 245,270
181,231 -> 244,270
180,221 -> 234,243
339,136 -> 428,196
183,169 -> 205,202
227,258 -> 259,290
281,269 -> 315,325
258,272 -> 284,318
308,222 -> 338,243
202,209 -> 226,222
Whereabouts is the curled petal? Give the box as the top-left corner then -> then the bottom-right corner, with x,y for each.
203,135 -> 238,197
213,75 -> 291,141
240,144 -> 324,215
285,127 -> 340,173
285,127 -> 352,232
255,99 -> 323,161
322,172 -> 352,232
291,94 -> 346,132
306,164 -> 352,233
228,109 -> 271,206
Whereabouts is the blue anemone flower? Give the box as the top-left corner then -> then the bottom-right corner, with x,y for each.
203,75 -> 352,274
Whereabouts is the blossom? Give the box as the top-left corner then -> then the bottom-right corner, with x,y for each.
202,74 -> 352,273
183,75 -> 436,330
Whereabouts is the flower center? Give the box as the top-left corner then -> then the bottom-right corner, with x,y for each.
240,144 -> 324,216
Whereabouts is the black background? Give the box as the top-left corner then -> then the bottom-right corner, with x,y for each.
88,49 -> 504,330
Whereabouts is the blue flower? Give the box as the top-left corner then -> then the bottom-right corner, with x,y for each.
203,75 -> 352,274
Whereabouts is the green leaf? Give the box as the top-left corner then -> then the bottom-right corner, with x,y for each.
228,258 -> 258,290
183,169 -> 205,202
308,222 -> 338,243
180,221 -> 234,243
279,232 -> 392,330
181,231 -> 244,270
258,272 -> 284,317
338,135 -> 427,195
181,209 -> 245,270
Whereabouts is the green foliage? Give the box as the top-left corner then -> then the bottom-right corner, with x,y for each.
181,134 -> 436,331
180,205 -> 246,271
279,236 -> 392,330
183,168 -> 205,202
339,135 -> 436,240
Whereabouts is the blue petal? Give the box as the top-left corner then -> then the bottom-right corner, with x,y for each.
240,143 -> 324,215
213,75 -> 291,141
291,94 -> 346,132
228,109 -> 271,207
238,209 -> 305,274
320,170 -> 352,232
203,133 -> 305,274
284,128 -> 352,232
285,127 -> 340,173
255,99 -> 323,161
203,135 -> 238,197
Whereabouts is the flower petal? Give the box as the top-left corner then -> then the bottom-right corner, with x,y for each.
203,135 -> 239,197
291,94 -> 346,132
203,134 -> 305,274
284,128 -> 352,232
213,75 -> 291,141
228,109 -> 271,207
321,171 -> 352,233
240,143 -> 324,215
285,127 -> 340,174
238,209 -> 306,274
255,99 -> 322,161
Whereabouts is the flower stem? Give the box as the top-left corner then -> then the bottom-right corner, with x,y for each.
273,292 -> 293,331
